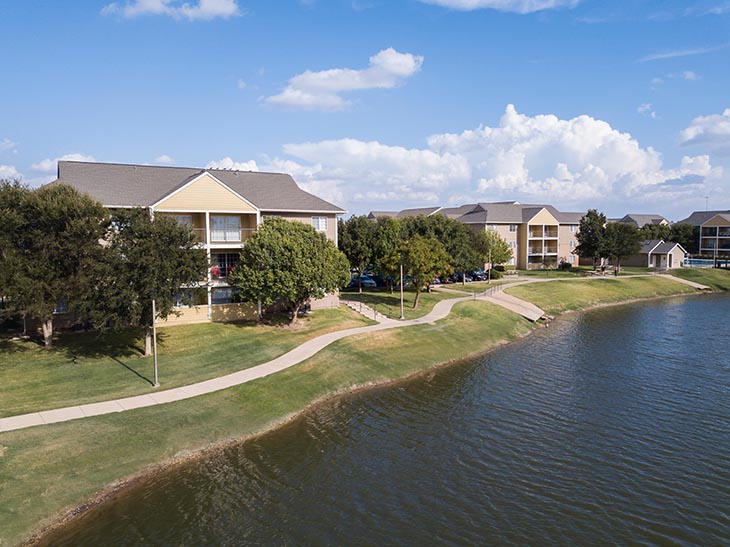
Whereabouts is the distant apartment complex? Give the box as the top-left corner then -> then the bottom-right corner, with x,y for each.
678,209 -> 730,258
54,161 -> 345,323
369,202 -> 584,269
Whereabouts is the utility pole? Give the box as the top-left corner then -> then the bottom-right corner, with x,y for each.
152,298 -> 159,387
487,248 -> 492,284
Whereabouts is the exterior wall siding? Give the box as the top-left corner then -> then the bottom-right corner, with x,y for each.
155,173 -> 257,212
267,211 -> 338,243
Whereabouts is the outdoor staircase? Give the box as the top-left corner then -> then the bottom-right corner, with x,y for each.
340,299 -> 391,323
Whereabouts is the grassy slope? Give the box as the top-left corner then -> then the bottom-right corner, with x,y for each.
340,288 -> 455,320
0,308 -> 374,418
0,302 -> 531,546
669,268 -> 730,291
505,276 -> 698,315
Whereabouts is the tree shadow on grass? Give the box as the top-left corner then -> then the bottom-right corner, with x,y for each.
111,357 -> 155,386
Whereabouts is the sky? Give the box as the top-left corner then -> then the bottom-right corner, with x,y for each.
1,0 -> 729,220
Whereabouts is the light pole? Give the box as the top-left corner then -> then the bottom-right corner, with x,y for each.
487,248 -> 492,284
399,262 -> 405,320
152,298 -> 159,387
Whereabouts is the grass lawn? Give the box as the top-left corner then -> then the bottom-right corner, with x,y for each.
669,267 -> 730,291
339,288 -> 456,320
512,266 -> 593,278
0,301 -> 531,547
0,307 -> 375,418
505,276 -> 698,315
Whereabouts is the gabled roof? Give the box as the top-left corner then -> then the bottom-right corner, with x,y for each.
54,161 -> 345,213
638,239 -> 687,255
436,204 -> 478,219
367,211 -> 398,220
620,214 -> 669,228
396,206 -> 442,218
704,212 -> 730,224
676,210 -> 730,226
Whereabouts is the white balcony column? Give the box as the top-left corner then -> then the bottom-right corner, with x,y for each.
206,211 -> 212,319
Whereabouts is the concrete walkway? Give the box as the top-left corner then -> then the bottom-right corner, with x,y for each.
657,274 -> 711,290
0,293 -> 477,434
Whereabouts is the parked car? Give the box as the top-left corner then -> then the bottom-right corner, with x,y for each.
348,275 -> 377,288
471,270 -> 488,281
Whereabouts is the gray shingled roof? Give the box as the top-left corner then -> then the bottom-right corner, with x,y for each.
396,206 -> 442,218
436,204 -> 477,219
638,240 -> 686,255
620,214 -> 668,228
676,210 -> 730,226
638,240 -> 663,254
54,161 -> 345,213
367,211 -> 399,219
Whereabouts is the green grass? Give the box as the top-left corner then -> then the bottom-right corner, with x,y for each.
0,301 -> 531,547
0,308 -> 375,418
513,266 -> 593,278
340,288 -> 456,320
505,276 -> 698,315
669,267 -> 730,291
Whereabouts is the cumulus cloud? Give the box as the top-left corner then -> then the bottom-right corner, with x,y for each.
31,153 -> 96,174
680,108 -> 730,153
154,154 -> 175,165
264,48 -> 424,110
0,165 -> 21,180
638,103 -> 657,119
207,157 -> 260,171
209,105 -> 722,215
417,0 -> 579,13
102,0 -> 240,21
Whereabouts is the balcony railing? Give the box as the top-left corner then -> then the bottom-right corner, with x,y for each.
188,228 -> 257,244
528,226 -> 558,238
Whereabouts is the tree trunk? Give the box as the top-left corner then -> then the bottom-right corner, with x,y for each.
358,277 -> 362,293
462,272 -> 466,286
592,257 -> 597,271
290,303 -> 300,325
144,325 -> 152,356
413,289 -> 420,309
41,318 -> 53,349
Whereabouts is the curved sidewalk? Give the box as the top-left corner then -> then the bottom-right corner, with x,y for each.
0,293 -> 478,434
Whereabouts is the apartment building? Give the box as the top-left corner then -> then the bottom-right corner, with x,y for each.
369,202 -> 584,270
55,161 -> 345,323
678,209 -> 730,258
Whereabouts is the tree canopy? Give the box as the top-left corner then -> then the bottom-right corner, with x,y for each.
230,217 -> 350,323
338,215 -> 378,292
603,222 -> 642,272
574,209 -> 607,269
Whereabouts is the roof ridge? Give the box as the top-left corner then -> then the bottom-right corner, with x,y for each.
60,160 -> 292,177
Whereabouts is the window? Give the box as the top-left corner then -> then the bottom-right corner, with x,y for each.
211,253 -> 239,278
175,215 -> 193,228
211,287 -> 242,305
509,241 -> 516,249
211,215 -> 241,242
312,216 -> 328,232
509,224 -> 517,232
508,257 -> 515,265
490,224 -> 498,231
569,255 -> 575,264
569,240 -> 575,248
569,225 -> 576,233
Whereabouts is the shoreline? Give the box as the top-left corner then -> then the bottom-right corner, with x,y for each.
17,289 -> 720,546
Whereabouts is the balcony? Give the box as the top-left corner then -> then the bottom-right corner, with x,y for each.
528,226 -> 558,238
210,228 -> 256,244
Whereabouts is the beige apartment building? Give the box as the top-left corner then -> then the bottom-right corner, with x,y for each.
369,202 -> 583,270
55,161 -> 345,324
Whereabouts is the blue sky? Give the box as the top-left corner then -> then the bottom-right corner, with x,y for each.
1,0 -> 729,219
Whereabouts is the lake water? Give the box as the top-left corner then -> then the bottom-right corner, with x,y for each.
37,294 -> 730,546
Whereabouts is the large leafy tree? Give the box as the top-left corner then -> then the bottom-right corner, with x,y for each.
229,217 -> 350,324
638,223 -> 671,241
338,215 -> 377,292
1,183 -> 110,348
602,222 -> 642,273
480,229 -> 513,267
372,216 -> 402,291
84,208 -> 208,355
670,223 -> 699,253
0,181 -> 29,320
383,235 -> 452,309
574,209 -> 607,270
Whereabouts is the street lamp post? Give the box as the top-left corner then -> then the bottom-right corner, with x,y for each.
152,298 -> 159,387
399,262 -> 405,320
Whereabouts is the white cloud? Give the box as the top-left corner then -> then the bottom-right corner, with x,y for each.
237,79 -> 247,89
207,157 -> 260,171
639,43 -> 729,62
680,108 -> 730,153
154,154 -> 175,164
681,70 -> 700,80
418,0 -> 579,13
638,103 -> 657,119
102,0 -> 240,21
208,105 -> 723,215
265,48 -> 424,111
31,153 -> 96,174
0,165 -> 21,180
0,138 -> 17,153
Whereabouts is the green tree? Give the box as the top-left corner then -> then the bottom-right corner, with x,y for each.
638,223 -> 671,241
229,217 -> 350,324
383,235 -> 452,309
669,223 -> 699,253
0,181 -> 29,321
338,215 -> 377,292
603,222 -> 642,273
480,229 -> 513,267
372,216 -> 402,292
2,183 -> 110,348
575,209 -> 607,270
84,208 -> 208,355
